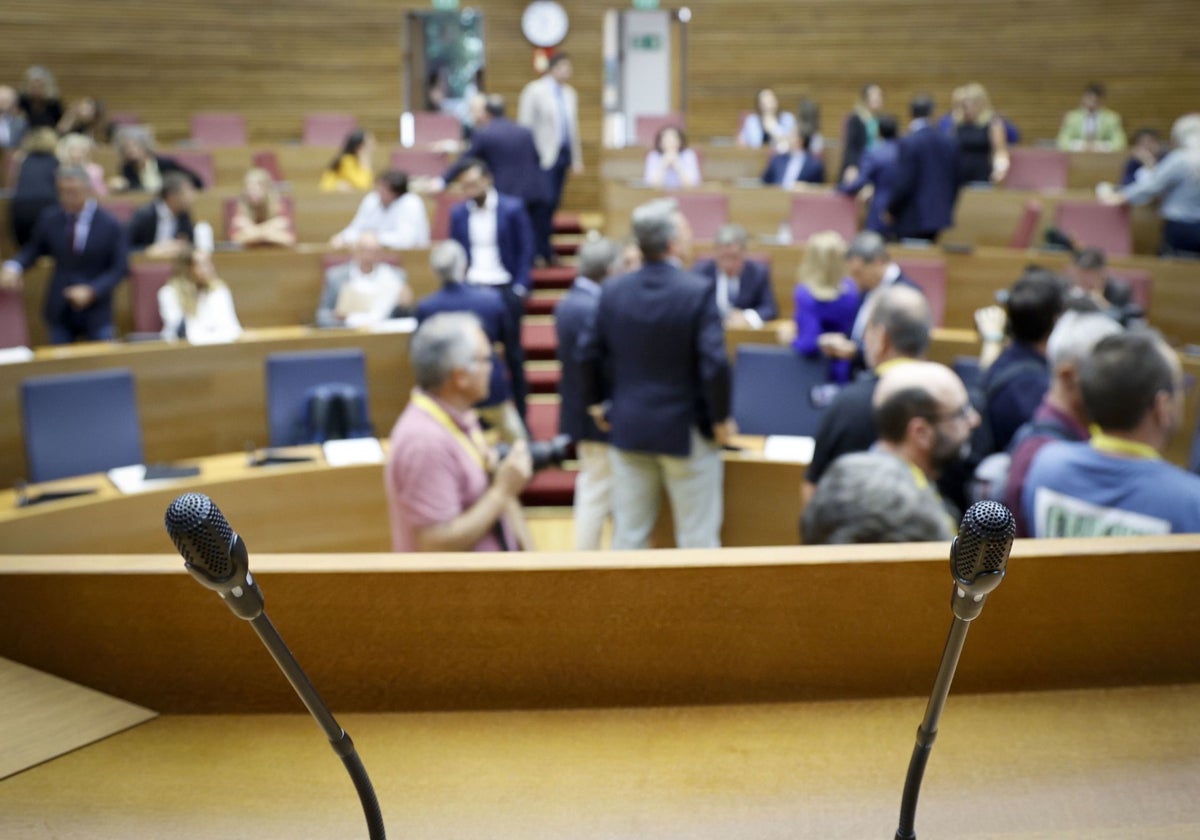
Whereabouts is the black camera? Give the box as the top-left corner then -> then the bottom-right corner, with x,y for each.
495,434 -> 572,472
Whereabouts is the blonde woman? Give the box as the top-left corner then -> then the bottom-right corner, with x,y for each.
229,167 -> 295,246
158,247 -> 243,344
56,133 -> 106,196
790,230 -> 860,383
954,82 -> 1009,184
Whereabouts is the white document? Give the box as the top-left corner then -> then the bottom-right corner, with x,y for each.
322,438 -> 385,466
762,435 -> 815,463
0,346 -> 34,365
106,464 -> 197,495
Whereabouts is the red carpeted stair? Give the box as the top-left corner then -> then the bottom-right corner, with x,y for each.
520,400 -> 576,506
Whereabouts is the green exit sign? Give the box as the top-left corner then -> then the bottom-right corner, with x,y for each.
631,34 -> 662,50
432,0 -> 459,9
633,0 -> 660,8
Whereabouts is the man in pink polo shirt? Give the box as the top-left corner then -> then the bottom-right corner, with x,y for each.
385,312 -> 533,552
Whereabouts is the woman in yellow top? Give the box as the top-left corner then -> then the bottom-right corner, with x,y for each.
318,129 -> 374,192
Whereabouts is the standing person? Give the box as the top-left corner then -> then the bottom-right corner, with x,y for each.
580,198 -> 734,549
441,94 -> 550,251
384,312 -> 534,553
954,83 -> 1010,185
888,95 -> 960,243
0,166 -> 129,344
555,236 -> 619,550
518,52 -> 583,265
840,83 -> 884,184
17,66 -> 63,130
9,127 -> 59,247
789,231 -> 859,384
448,158 -> 535,420
838,114 -> 901,236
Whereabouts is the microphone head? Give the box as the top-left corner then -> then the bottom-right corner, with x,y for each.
165,492 -> 263,619
949,501 -> 1015,620
165,492 -> 237,584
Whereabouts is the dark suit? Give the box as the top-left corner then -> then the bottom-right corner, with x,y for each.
554,279 -> 606,443
120,155 -> 203,192
580,260 -> 730,457
888,122 -> 959,241
126,200 -> 194,251
449,192 -> 535,415
838,140 -> 900,235
761,152 -> 825,187
417,282 -> 518,408
444,117 -> 554,267
10,202 -> 129,343
691,258 -> 779,322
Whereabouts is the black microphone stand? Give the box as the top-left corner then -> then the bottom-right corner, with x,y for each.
894,617 -> 970,840
248,612 -> 387,840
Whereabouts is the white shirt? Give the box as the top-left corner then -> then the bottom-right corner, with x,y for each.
158,284 -> 243,345
338,191 -> 430,250
465,190 -> 511,286
339,263 -> 405,327
154,200 -> 178,244
716,268 -> 764,328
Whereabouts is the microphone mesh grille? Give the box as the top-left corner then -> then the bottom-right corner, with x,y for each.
165,493 -> 233,578
955,501 -> 1015,580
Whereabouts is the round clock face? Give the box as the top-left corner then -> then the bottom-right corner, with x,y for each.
522,1 -> 569,48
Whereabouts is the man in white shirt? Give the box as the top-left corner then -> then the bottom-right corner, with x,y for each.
330,170 -> 431,250
316,233 -> 411,328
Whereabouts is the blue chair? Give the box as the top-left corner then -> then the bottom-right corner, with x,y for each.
732,346 -> 834,437
21,369 -> 144,482
265,349 -> 372,446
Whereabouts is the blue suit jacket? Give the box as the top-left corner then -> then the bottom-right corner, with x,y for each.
13,203 -> 128,331
887,124 -> 960,239
762,152 -> 825,186
554,279 -> 607,443
449,193 -> 535,295
691,258 -> 779,322
579,261 -> 731,457
416,282 -> 517,406
838,140 -> 900,235
443,118 -> 549,205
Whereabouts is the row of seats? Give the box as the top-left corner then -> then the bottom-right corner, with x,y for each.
181,111 -> 461,148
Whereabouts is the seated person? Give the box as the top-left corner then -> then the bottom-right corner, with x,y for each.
329,169 -> 431,250
739,88 -> 796,150
109,126 -> 203,193
229,167 -> 295,247
17,65 -> 62,130
384,311 -> 534,552
315,233 -> 410,328
1067,248 -> 1141,326
796,97 -> 825,159
56,97 -> 111,143
1057,82 -> 1127,152
837,114 -> 900,236
643,125 -> 701,190
416,240 -> 525,443
762,127 -> 825,188
789,230 -> 860,383
691,223 -> 778,328
1023,330 -> 1200,536
319,129 -> 374,193
1120,128 -> 1164,186
9,127 -> 59,247
127,173 -> 196,258
158,247 -> 242,344
56,132 -> 106,196
803,451 -> 954,544
980,268 -> 1065,452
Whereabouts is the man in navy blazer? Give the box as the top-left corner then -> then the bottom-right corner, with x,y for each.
887,95 -> 960,242
1,166 -> 128,344
449,158 -> 535,417
126,172 -> 196,256
555,236 -> 619,550
580,198 -> 733,550
761,128 -> 826,188
691,223 -> 779,328
444,95 -> 551,261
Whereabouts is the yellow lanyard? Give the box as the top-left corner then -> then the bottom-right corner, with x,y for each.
410,390 -> 489,471
874,356 -> 917,377
1089,427 -> 1160,461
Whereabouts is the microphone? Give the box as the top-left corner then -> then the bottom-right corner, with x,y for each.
894,501 -> 1015,840
164,493 -> 387,840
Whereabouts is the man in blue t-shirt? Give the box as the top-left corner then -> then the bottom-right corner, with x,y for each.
1023,331 -> 1200,536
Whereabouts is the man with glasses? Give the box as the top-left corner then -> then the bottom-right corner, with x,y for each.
384,312 -> 533,553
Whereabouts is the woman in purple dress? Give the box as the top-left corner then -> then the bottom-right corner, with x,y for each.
790,231 -> 860,383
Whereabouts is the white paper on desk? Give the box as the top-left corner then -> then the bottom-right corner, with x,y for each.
369,317 -> 418,334
106,464 -> 195,494
322,438 -> 385,466
762,435 -> 815,463
0,346 -> 34,365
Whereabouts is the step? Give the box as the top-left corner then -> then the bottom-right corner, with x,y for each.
553,240 -> 579,257
521,320 -> 558,361
531,266 -> 576,290
527,361 -> 562,395
524,291 -> 563,317
521,398 -> 574,506
552,212 -> 584,234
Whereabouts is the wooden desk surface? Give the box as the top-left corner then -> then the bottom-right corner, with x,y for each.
3,684 -> 1198,839
0,326 -> 414,490
0,435 -> 803,554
